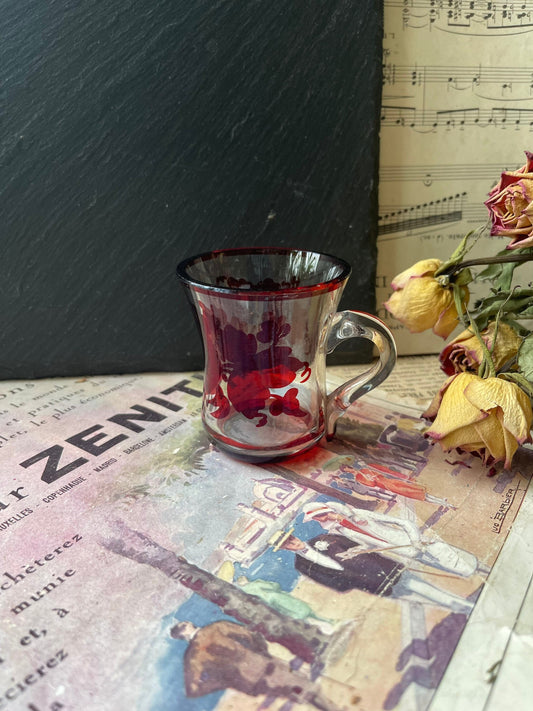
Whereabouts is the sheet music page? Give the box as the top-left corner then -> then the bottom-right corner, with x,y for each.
378,1 -> 533,354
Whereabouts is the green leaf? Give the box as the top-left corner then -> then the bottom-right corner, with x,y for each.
454,267 -> 473,287
477,248 -> 511,279
495,262 -> 520,292
476,247 -> 533,291
516,306 -> 533,318
477,262 -> 503,281
448,232 -> 474,262
517,333 -> 533,383
435,229 -> 484,277
474,292 -> 507,310
472,291 -> 533,325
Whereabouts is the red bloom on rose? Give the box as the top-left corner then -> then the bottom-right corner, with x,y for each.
485,151 -> 533,249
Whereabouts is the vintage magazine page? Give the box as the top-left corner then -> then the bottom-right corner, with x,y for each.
378,0 -> 533,354
329,360 -> 533,710
0,363 -> 531,711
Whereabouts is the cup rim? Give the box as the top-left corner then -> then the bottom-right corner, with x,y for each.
176,246 -> 351,296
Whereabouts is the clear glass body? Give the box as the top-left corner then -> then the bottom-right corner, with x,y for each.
177,248 -> 396,462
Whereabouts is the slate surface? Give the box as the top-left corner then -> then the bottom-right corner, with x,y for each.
1,1 -> 383,379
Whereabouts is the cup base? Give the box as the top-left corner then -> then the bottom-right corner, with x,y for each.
204,428 -> 324,463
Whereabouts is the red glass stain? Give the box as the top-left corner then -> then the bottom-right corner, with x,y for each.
200,304 -> 311,427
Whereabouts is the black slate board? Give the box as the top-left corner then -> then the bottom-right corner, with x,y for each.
1,1 -> 383,379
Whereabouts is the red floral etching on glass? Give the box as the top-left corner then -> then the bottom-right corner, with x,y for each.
199,304 -> 311,427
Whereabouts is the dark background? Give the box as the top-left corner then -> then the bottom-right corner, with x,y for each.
1,1 -> 383,379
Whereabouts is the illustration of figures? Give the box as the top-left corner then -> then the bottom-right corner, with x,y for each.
325,456 -> 454,507
170,619 -> 344,711
383,612 -> 469,710
331,411 -> 430,477
270,530 -> 474,614
378,421 -> 430,465
236,576 -> 335,632
268,463 -> 381,510
301,500 -> 487,577
100,521 -> 333,664
217,559 -> 335,631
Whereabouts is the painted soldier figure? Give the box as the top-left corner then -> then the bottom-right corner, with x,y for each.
170,619 -> 345,711
273,531 -> 474,614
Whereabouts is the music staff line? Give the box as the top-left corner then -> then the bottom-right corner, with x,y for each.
385,0 -> 533,8
386,0 -> 533,32
378,193 -> 487,237
381,105 -> 533,130
383,63 -> 533,93
379,162 -> 520,184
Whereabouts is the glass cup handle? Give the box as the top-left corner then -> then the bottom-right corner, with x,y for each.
325,311 -> 397,438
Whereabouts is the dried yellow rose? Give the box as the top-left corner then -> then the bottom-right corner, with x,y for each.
384,259 -> 468,339
424,372 -> 532,468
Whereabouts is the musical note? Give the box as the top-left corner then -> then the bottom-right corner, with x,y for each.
380,105 -> 418,128
379,0 -> 533,356
381,105 -> 533,130
435,107 -> 481,128
386,0 -> 533,34
489,106 -> 533,126
382,63 -> 533,99
378,194 -> 472,236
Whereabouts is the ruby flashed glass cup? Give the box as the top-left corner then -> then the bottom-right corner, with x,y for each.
177,247 -> 396,462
